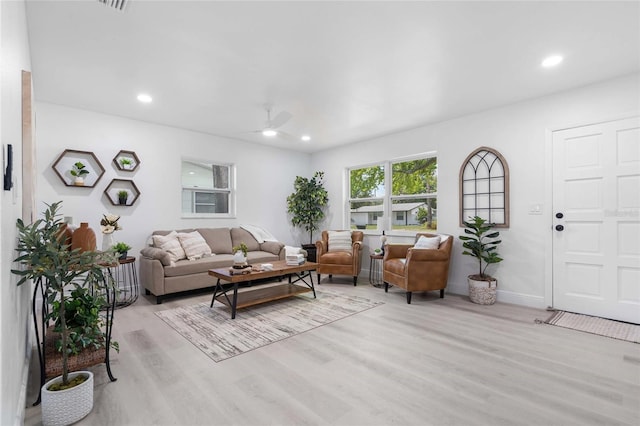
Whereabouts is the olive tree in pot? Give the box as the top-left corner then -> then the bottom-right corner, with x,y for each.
459,216 -> 503,305
286,171 -> 328,261
12,201 -> 118,425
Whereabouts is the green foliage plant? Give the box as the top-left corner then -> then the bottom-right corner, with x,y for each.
117,190 -> 128,198
112,242 -> 131,254
232,242 -> 248,257
12,201 -> 118,388
286,171 -> 329,244
459,216 -> 503,280
118,157 -> 132,166
70,161 -> 89,178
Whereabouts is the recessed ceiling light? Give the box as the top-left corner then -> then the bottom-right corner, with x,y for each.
301,135 -> 311,142
262,129 -> 277,137
541,55 -> 563,68
137,93 -> 152,103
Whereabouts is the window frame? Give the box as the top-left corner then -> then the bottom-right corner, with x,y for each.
181,158 -> 236,219
347,152 -> 438,236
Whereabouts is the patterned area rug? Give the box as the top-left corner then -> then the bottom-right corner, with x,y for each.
155,290 -> 383,362
545,311 -> 640,343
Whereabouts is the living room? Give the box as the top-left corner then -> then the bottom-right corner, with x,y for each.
2,1 -> 639,425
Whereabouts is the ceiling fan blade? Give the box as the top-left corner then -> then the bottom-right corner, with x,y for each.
270,110 -> 292,129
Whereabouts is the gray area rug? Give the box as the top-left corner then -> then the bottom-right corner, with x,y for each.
545,311 -> 639,343
155,290 -> 383,362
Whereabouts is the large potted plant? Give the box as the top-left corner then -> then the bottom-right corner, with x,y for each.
459,215 -> 503,305
286,171 -> 329,261
12,201 -> 118,425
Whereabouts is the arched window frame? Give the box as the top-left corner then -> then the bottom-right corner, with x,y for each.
459,146 -> 510,228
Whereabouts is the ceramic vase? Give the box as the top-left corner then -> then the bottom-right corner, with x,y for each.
71,223 -> 96,253
56,224 -> 73,249
102,233 -> 115,252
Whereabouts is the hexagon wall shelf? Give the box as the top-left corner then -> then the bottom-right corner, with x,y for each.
113,150 -> 140,172
103,179 -> 140,206
52,149 -> 105,188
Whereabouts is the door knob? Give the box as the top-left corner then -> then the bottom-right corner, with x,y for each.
556,212 -> 564,219
555,225 -> 564,231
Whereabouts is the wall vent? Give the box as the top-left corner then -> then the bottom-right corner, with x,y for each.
97,0 -> 128,12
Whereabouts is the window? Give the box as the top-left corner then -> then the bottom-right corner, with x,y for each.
181,159 -> 235,217
459,147 -> 509,227
348,154 -> 437,233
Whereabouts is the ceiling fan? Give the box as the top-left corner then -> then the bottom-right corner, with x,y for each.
254,106 -> 292,138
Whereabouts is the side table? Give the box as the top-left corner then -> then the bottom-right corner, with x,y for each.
369,253 -> 384,288
112,256 -> 139,307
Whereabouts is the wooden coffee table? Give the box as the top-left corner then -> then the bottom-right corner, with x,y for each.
208,260 -> 317,319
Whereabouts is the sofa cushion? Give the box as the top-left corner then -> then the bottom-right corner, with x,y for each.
261,240 -> 284,256
328,230 -> 352,252
164,254 -> 235,277
231,227 -> 260,252
414,235 -> 441,250
318,251 -> 353,265
246,250 -> 281,264
152,231 -> 187,263
197,228 -> 233,254
178,231 -> 213,260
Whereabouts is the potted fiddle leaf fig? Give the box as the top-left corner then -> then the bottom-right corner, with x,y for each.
459,215 -> 503,305
286,171 -> 328,261
12,201 -> 118,425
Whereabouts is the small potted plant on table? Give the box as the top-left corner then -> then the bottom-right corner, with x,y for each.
112,242 -> 131,260
459,216 -> 503,305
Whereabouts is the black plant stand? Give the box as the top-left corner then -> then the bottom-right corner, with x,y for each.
32,269 -> 117,406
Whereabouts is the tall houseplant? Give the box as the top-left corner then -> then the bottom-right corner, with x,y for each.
12,202 -> 118,423
286,171 -> 329,245
459,215 -> 503,304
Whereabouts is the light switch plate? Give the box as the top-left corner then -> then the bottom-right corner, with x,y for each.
529,204 -> 543,215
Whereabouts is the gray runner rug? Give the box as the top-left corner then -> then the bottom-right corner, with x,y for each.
545,311 -> 639,343
155,290 -> 383,362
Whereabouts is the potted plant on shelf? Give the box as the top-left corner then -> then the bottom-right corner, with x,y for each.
286,171 -> 328,261
12,201 -> 118,425
118,157 -> 133,170
459,215 -> 503,305
70,161 -> 89,186
117,190 -> 129,205
112,242 -> 131,260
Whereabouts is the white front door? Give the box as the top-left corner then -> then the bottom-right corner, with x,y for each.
552,116 -> 640,324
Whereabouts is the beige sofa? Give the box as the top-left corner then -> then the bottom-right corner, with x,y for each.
139,227 -> 285,303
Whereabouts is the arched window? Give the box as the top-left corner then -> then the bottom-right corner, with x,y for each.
459,147 -> 509,228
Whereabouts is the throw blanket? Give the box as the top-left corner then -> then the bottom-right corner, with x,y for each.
240,224 -> 279,243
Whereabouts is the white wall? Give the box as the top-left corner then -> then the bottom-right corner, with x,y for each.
311,73 -> 640,308
0,0 -> 32,424
34,103 -> 312,261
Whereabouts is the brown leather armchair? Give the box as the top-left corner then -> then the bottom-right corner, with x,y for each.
383,233 -> 453,304
315,230 -> 364,285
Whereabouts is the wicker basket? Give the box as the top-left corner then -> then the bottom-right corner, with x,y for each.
44,327 -> 106,379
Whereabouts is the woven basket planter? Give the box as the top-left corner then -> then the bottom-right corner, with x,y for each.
468,276 -> 497,305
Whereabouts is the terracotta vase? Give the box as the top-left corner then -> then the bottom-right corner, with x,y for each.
56,224 -> 73,249
71,222 -> 96,253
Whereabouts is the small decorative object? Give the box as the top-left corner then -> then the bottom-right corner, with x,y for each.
71,222 -> 96,253
118,157 -> 133,170
100,213 -> 122,252
379,231 -> 387,255
112,242 -> 131,260
459,216 -> 503,305
70,161 -> 89,186
232,242 -> 248,267
117,190 -> 128,205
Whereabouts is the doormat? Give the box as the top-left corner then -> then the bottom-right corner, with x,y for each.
155,290 -> 383,362
544,311 -> 639,343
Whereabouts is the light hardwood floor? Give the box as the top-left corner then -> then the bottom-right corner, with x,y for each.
24,278 -> 640,425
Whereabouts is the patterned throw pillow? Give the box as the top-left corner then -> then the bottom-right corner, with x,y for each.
414,235 -> 441,250
328,231 -> 353,252
178,231 -> 213,261
152,231 -> 187,263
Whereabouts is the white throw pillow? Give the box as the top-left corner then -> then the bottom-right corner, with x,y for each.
178,231 -> 213,261
328,231 -> 353,252
152,231 -> 187,263
414,235 -> 441,250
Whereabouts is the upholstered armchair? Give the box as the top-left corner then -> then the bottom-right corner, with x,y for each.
315,230 -> 364,285
383,233 -> 453,304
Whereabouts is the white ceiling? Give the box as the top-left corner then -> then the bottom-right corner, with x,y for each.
25,0 -> 640,153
